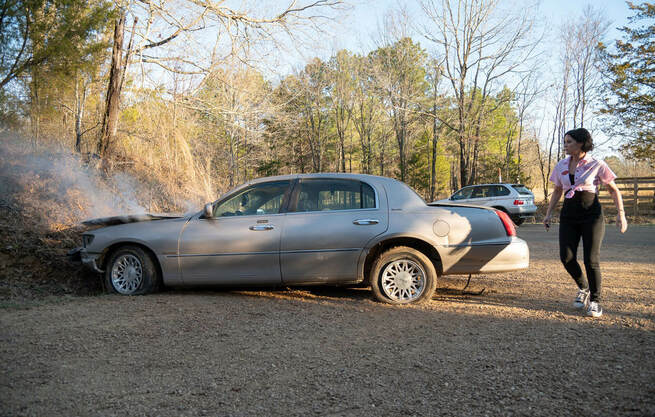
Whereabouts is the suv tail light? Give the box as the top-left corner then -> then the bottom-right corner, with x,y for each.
513,199 -> 524,205
495,210 -> 516,237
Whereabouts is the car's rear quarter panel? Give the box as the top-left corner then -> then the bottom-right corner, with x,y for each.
385,203 -> 528,275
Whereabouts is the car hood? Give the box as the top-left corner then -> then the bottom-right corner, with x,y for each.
82,213 -> 184,227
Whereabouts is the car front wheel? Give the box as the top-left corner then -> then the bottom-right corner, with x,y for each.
370,246 -> 437,304
104,245 -> 161,295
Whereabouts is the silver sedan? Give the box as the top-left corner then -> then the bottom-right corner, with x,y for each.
70,173 -> 529,304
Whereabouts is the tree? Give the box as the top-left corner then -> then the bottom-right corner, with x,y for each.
193,66 -> 272,187
96,0 -> 344,160
565,5 -> 609,128
0,0 -> 110,142
0,0 -> 110,90
351,54 -> 383,175
420,0 -> 538,187
371,37 -> 428,182
599,2 -> 655,164
424,59 -> 447,201
270,60 -> 331,174
327,50 -> 356,173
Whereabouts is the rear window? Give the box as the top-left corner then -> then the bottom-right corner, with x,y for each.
511,185 -> 533,195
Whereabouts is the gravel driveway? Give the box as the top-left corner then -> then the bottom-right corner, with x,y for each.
1,224 -> 654,416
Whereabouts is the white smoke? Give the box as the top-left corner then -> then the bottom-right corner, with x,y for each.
0,133 -> 166,225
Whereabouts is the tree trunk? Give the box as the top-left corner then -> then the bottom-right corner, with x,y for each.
459,136 -> 468,188
97,11 -> 126,159
430,109 -> 438,201
74,74 -> 87,153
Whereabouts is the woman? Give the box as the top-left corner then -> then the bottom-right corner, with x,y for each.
543,128 -> 628,318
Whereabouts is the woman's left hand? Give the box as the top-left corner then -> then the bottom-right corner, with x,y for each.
617,212 -> 628,234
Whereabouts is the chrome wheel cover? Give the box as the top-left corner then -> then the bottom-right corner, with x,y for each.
381,259 -> 426,302
111,254 -> 143,294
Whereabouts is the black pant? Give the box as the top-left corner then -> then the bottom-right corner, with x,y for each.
559,215 -> 605,302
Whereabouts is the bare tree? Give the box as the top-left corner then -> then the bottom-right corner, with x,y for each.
352,54 -> 382,175
96,0 -> 344,160
189,65 -> 272,187
420,0 -> 539,187
512,68 -> 546,182
564,5 -> 610,128
536,6 -> 608,203
425,59 -> 445,201
327,50 -> 356,173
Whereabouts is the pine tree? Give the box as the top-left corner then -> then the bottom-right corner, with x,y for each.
599,2 -> 655,163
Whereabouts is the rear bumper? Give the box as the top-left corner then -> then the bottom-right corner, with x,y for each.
443,237 -> 529,275
67,247 -> 104,273
507,204 -> 537,217
478,237 -> 529,273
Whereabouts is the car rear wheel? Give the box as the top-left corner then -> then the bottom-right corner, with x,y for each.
370,246 -> 437,304
104,245 -> 160,295
510,215 -> 525,226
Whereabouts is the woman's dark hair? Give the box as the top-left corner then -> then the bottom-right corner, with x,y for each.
565,128 -> 594,152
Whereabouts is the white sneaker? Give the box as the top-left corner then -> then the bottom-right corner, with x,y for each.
587,301 -> 603,318
573,289 -> 590,309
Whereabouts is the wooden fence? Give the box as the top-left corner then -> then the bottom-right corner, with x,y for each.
598,176 -> 655,218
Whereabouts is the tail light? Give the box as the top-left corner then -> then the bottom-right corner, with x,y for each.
495,210 -> 516,237
513,199 -> 524,205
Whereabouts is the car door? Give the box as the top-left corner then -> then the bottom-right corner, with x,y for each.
468,185 -> 492,206
280,178 -> 388,284
178,180 -> 291,285
489,185 -> 511,207
449,186 -> 474,202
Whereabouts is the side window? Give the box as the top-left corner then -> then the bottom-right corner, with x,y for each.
451,187 -> 473,200
294,179 -> 376,212
495,185 -> 511,196
213,181 -> 290,217
470,186 -> 485,198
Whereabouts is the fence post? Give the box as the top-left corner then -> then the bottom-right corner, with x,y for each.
633,178 -> 639,219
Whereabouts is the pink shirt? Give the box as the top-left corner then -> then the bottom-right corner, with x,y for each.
549,155 -> 617,199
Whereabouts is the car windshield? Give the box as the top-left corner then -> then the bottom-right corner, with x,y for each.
511,185 -> 533,195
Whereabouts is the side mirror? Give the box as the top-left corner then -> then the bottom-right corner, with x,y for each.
203,203 -> 213,219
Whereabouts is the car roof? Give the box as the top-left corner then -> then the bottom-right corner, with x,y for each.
245,172 -> 392,183
218,173 -> 423,206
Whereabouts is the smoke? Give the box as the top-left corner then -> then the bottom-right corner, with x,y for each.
0,133 -> 171,226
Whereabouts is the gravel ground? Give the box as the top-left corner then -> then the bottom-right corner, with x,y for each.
1,224 -> 654,416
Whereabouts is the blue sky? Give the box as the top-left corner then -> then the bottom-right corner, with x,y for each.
333,0 -> 633,55
316,0 -> 635,156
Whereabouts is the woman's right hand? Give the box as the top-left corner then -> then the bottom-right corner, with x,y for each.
617,212 -> 628,233
543,214 -> 552,231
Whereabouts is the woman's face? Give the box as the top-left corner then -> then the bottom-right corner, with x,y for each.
564,134 -> 583,155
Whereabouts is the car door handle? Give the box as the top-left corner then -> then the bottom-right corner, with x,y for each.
249,225 -> 275,231
353,219 -> 379,225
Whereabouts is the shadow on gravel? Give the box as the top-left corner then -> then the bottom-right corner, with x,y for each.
164,281 -> 654,324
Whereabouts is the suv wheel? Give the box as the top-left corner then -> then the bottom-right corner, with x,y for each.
510,215 -> 524,226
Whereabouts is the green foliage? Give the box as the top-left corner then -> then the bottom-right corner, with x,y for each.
0,0 -> 112,89
599,2 -> 655,164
